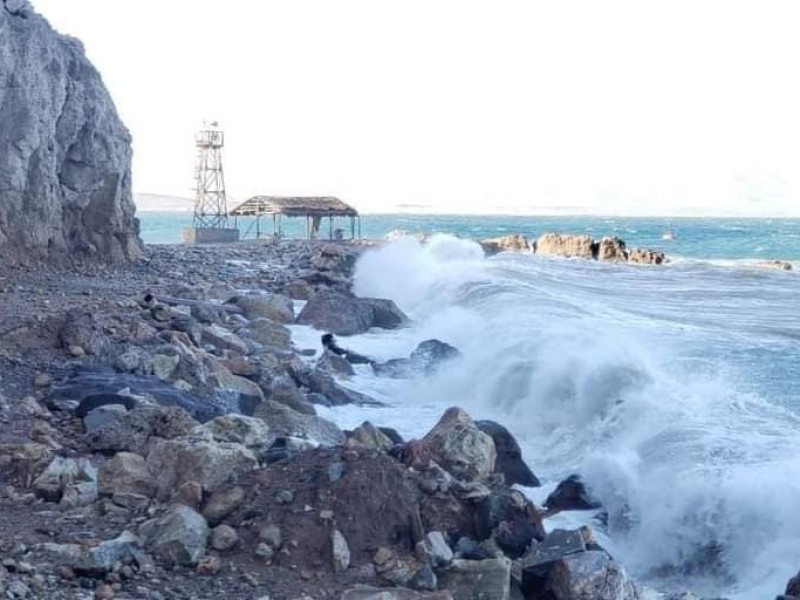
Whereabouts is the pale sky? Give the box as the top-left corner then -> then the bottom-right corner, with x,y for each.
35,0 -> 800,216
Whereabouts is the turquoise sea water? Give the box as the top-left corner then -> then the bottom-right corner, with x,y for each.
139,212 -> 800,262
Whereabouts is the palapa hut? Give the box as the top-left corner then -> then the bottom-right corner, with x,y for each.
228,196 -> 361,240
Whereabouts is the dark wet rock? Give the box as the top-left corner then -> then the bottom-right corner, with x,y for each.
260,436 -> 318,465
316,349 -> 356,377
380,427 -> 405,445
545,474 -> 602,512
289,362 -> 379,406
52,369 -> 228,423
787,569 -> 800,596
296,290 -> 408,335
475,420 -> 540,487
374,339 -> 460,378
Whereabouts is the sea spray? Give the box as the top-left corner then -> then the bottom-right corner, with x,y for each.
329,234 -> 800,599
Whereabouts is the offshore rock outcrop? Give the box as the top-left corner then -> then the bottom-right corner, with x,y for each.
0,0 -> 140,264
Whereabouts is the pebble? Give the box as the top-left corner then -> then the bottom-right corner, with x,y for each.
95,583 -> 115,599
274,490 -> 294,505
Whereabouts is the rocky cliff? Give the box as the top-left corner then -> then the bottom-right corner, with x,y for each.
0,0 -> 140,264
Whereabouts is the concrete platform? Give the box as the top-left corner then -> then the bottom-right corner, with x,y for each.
181,227 -> 240,244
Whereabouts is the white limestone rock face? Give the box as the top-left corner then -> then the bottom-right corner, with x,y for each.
0,1 -> 140,263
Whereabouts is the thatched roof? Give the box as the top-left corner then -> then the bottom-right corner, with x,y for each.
229,196 -> 358,218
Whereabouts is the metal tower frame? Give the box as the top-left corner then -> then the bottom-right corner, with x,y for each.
192,123 -> 230,228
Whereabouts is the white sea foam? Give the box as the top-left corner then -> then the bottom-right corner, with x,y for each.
320,235 -> 800,599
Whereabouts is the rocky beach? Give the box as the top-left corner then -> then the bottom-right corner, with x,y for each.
0,238 -> 651,600
2,2 -> 800,599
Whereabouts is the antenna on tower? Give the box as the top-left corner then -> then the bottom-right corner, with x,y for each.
182,122 -> 240,244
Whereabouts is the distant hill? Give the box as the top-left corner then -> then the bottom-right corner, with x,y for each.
135,193 -> 193,213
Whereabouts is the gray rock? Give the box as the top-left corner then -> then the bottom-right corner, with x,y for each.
547,551 -> 637,600
232,294 -> 294,323
253,400 -> 345,447
521,529 -> 586,569
341,588 -> 453,600
246,318 -> 292,349
59,480 -> 98,509
202,486 -> 246,525
438,558 -> 512,600
425,531 -> 453,567
332,529 -> 351,574
74,531 -> 139,575
347,421 -> 395,452
83,404 -> 128,432
87,405 -> 200,455
210,525 -> 238,551
0,3 -> 139,264
142,505 -> 209,567
196,414 -> 270,449
32,456 -> 97,502
422,407 -> 496,482
289,363 -> 378,406
268,378 -> 316,415
258,524 -> 282,548
202,325 -> 249,354
146,436 -> 257,499
97,452 -> 156,500
296,291 -> 408,335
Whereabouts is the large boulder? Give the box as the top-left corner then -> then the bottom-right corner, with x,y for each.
31,456 -> 97,502
438,558 -> 512,600
422,407 -> 496,482
534,234 -> 595,259
0,1 -> 140,264
141,505 -> 209,567
230,293 -> 294,324
145,436 -> 258,499
196,414 -> 270,449
245,318 -> 292,349
547,551 -> 638,600
97,451 -> 156,501
86,405 -> 201,455
545,475 -> 601,513
475,420 -> 539,487
296,291 -> 408,336
253,400 -> 345,447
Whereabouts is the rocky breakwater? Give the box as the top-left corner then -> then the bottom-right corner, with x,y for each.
0,0 -> 140,264
479,233 -> 665,265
